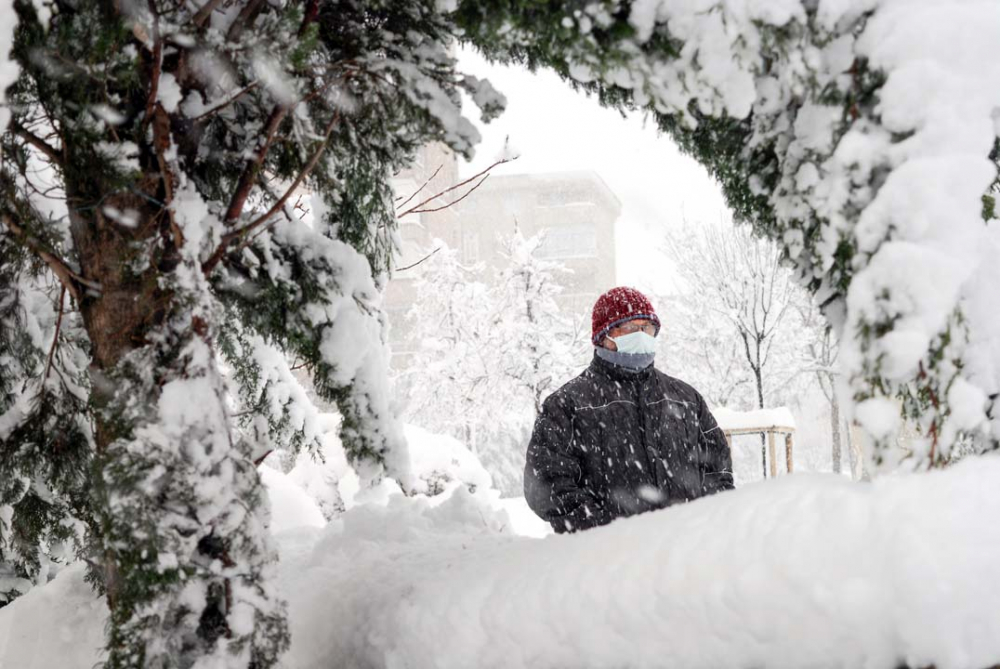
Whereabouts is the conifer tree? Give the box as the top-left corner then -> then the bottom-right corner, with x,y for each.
0,0 -> 503,665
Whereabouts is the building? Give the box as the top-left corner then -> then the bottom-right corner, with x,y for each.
386,145 -> 621,368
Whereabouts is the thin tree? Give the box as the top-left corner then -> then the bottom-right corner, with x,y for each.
665,219 -> 800,476
801,307 -> 844,474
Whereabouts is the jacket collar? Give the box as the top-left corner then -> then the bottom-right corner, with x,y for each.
590,349 -> 655,383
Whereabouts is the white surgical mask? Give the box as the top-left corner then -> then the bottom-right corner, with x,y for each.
609,331 -> 657,355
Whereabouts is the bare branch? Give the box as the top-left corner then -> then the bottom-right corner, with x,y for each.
395,246 -> 441,272
395,164 -> 443,210
406,175 -> 489,216
397,157 -> 514,219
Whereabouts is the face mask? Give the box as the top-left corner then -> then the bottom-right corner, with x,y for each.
609,331 -> 657,355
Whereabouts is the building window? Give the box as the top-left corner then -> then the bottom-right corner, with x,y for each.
536,224 -> 598,259
537,190 -> 595,208
462,230 -> 480,263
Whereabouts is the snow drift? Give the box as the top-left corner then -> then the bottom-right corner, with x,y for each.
3,456 -> 1000,669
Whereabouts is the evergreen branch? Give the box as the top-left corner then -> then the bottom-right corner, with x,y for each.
142,0 -> 164,133
222,69 -> 353,225
1,214 -> 100,300
14,125 -> 63,165
223,104 -> 290,224
258,178 -> 298,224
44,285 -> 66,381
204,112 -> 341,274
227,0 -> 266,43
233,112 -> 342,251
298,0 -> 320,37
152,105 -> 182,248
189,0 -> 228,28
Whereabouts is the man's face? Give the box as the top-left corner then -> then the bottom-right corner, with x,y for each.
602,318 -> 656,351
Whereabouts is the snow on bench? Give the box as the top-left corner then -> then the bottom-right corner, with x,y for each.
714,406 -> 797,476
714,406 -> 797,434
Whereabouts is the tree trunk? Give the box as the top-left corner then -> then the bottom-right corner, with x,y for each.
63,162 -> 268,661
755,364 -> 766,477
829,375 -> 842,474
845,421 -> 871,481
65,171 -> 173,612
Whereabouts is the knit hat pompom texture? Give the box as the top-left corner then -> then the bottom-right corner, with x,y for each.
591,286 -> 661,344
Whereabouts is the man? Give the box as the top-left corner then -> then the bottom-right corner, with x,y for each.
524,286 -> 734,533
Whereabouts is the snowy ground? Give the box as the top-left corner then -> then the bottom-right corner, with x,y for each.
3,454 -> 1000,669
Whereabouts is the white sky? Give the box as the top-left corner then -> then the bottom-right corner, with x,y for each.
457,47 -> 731,295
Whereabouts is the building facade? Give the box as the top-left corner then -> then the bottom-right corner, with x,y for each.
386,146 -> 620,368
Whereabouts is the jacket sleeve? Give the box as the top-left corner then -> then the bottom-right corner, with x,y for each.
696,395 -> 735,495
523,395 -> 614,534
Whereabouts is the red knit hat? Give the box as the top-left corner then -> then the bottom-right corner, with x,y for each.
592,286 -> 661,344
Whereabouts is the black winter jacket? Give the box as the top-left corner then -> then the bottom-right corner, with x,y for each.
524,353 -> 734,533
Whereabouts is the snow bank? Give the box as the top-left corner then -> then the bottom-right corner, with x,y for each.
496,496 -> 551,538
6,455 -> 1000,669
403,423 -> 494,496
280,458 -> 1000,669
259,467 -> 326,532
0,562 -> 106,668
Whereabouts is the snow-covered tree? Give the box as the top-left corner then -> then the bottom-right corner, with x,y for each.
795,300 -> 846,475
402,230 -> 578,496
663,221 -> 805,412
658,288 -> 755,410
493,228 -> 577,415
399,242 -> 495,458
0,1 -> 504,665
489,228 -> 578,492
